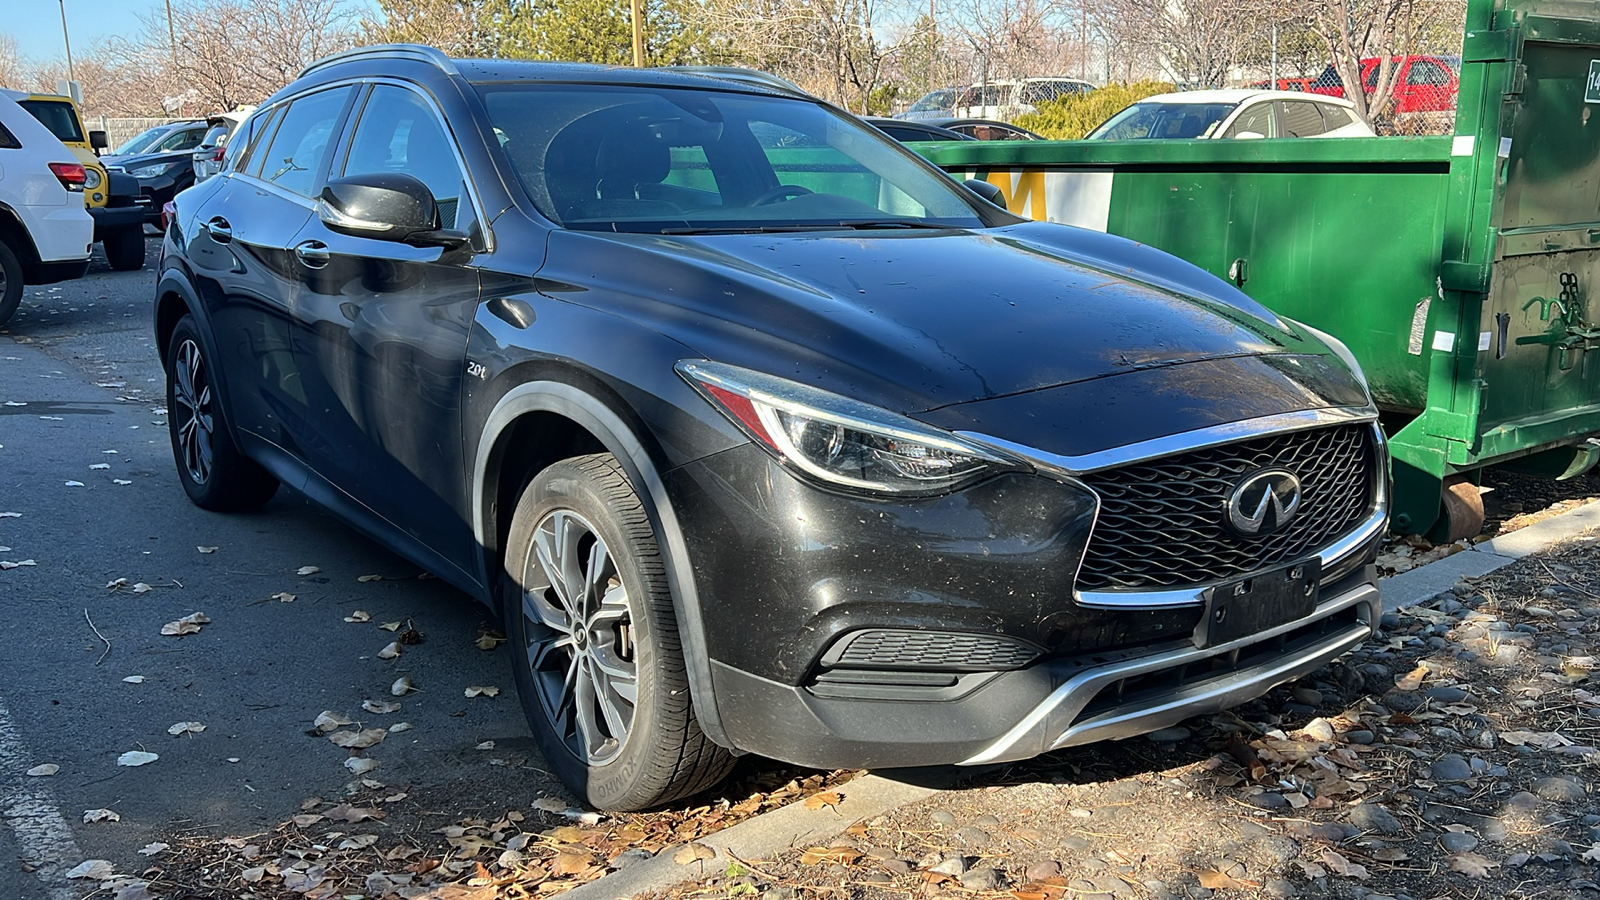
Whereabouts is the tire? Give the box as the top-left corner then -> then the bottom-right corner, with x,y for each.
0,240 -> 21,328
165,315 -> 279,511
103,226 -> 145,271
503,453 -> 734,810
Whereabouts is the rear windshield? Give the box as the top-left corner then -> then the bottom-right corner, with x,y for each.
907,89 -> 955,113
1087,101 -> 1235,140
18,99 -> 84,144
476,83 -> 990,234
114,125 -> 168,155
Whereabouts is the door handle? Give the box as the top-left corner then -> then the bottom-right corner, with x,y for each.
294,240 -> 331,269
204,216 -> 232,243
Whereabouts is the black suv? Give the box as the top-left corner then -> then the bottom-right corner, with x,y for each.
156,46 -> 1387,810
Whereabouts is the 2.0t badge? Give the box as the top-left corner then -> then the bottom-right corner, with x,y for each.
1226,468 -> 1302,537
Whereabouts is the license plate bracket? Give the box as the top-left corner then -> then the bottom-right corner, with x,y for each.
1197,559 -> 1321,648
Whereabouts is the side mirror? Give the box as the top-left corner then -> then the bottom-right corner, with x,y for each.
90,130 -> 109,151
963,178 -> 1006,208
318,173 -> 467,249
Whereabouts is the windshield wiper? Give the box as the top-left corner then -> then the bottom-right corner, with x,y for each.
833,220 -> 958,230
659,225 -> 842,235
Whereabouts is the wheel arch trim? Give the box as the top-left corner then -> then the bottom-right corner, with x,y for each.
472,381 -> 731,747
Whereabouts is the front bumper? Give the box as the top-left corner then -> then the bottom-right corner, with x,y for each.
89,204 -> 145,241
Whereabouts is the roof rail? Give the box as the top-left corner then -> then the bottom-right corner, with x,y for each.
660,66 -> 809,97
298,44 -> 458,80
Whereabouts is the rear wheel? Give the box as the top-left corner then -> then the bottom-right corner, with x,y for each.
503,453 -> 733,810
0,241 -> 21,328
165,315 -> 278,511
103,226 -> 145,271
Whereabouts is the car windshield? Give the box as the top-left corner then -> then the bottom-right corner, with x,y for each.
907,89 -> 955,113
18,99 -> 84,143
478,83 -> 989,234
114,126 -> 170,155
1086,101 -> 1237,139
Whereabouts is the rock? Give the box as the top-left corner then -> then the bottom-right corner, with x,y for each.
1292,687 -> 1323,706
929,857 -> 967,877
1283,702 -> 1317,718
1380,613 -> 1401,629
1471,729 -> 1497,749
1348,803 -> 1403,835
1425,686 -> 1469,703
1439,832 -> 1479,853
960,867 -> 1001,891
612,848 -> 653,869
1026,861 -> 1061,881
1343,729 -> 1375,745
1300,718 -> 1336,741
1237,821 -> 1272,838
1061,836 -> 1091,852
1429,754 -> 1474,782
955,826 -> 990,847
1384,691 -> 1424,712
1094,873 -> 1135,896
1145,727 -> 1190,743
1265,877 -> 1298,898
1507,791 -> 1543,813
1533,777 -> 1587,803
971,814 -> 1001,830
1491,645 -> 1522,665
881,859 -> 912,875
1248,792 -> 1289,810
930,810 -> 957,827
1069,808 -> 1093,818
861,872 -> 893,885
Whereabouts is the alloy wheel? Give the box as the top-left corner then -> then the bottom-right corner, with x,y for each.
521,509 -> 638,765
172,338 -> 214,485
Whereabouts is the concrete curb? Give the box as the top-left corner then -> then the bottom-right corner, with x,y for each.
1379,499 -> 1600,611
562,775 -> 939,900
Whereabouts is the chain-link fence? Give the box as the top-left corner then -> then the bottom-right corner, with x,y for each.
92,116 -> 197,151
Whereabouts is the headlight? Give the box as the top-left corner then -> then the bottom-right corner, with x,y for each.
678,360 -> 1022,495
128,161 -> 182,178
82,167 -> 103,190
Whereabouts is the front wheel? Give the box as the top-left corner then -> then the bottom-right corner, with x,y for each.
503,453 -> 733,810
165,315 -> 279,511
0,240 -> 22,328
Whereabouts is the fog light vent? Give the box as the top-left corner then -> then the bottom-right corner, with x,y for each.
822,630 -> 1040,671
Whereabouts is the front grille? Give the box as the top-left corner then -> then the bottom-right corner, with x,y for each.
823,629 -> 1040,671
1076,424 -> 1374,591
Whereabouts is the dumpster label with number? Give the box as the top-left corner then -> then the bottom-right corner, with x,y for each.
1586,59 -> 1600,103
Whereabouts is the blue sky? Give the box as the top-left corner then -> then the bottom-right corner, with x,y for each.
8,0 -> 150,59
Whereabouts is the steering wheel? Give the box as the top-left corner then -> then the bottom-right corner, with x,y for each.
751,184 -> 814,206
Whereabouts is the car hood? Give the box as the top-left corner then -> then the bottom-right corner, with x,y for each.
105,150 -> 190,170
538,221 -> 1361,417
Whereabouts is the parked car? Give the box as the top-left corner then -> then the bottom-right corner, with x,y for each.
100,119 -> 206,167
158,46 -> 1386,811
929,118 -> 1043,140
1086,90 -> 1375,140
901,78 -> 1094,121
863,117 -> 975,142
105,127 -> 210,225
897,86 -> 961,120
0,95 -> 94,326
191,108 -> 256,182
1309,55 -> 1460,131
1,89 -> 147,270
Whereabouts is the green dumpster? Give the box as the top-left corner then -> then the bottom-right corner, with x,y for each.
914,0 -> 1600,540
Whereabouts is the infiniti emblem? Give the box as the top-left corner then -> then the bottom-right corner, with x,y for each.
1226,468 -> 1302,537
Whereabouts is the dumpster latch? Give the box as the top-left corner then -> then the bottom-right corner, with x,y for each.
1516,273 -> 1600,371
1228,257 -> 1248,288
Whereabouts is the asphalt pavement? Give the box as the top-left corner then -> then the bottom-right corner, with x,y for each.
0,237 -> 561,899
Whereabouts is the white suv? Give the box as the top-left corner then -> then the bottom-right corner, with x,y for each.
0,94 -> 94,327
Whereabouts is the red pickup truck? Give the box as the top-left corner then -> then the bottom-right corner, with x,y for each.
1309,55 -> 1460,131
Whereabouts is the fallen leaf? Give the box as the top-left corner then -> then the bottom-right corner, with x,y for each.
197,547 -> 217,554
551,850 -> 596,875
339,834 -> 379,850
1319,849 -> 1369,880
464,685 -> 500,698
117,751 -> 158,767
1198,870 -> 1251,890
65,860 -> 114,880
83,809 -> 120,823
475,631 -> 506,651
106,577 -> 128,589
166,721 -> 205,736
159,612 -> 210,636
325,803 -> 385,823
0,512 -> 19,517
64,480 -> 84,487
391,676 -> 415,696
272,591 -> 295,603
378,642 -> 401,659
122,675 -> 144,684
345,757 -> 380,775
362,699 -> 400,714
388,722 -> 412,733
344,610 -> 371,623
1448,852 -> 1499,878
380,621 -> 402,632
89,463 -> 110,470
1499,730 -> 1574,748
398,626 -> 424,645
291,814 -> 324,827
131,582 -> 152,594
475,740 -> 495,751
358,574 -> 383,583
296,565 -> 321,576
328,728 -> 387,749
26,764 -> 59,777
799,847 -> 859,866
240,866 -> 266,883
112,479 -> 131,485
803,791 -> 843,811
138,843 -> 168,856
1394,664 -> 1429,691
314,711 -> 353,732
0,559 -> 37,569
674,843 -> 716,865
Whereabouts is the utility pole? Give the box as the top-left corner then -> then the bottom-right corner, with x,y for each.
1270,23 -> 1279,87
58,0 -> 75,83
630,0 -> 644,66
165,0 -> 178,69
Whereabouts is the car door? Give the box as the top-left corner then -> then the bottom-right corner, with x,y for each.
1220,101 -> 1276,139
285,82 -> 483,575
187,87 -> 354,459
1276,100 -> 1329,138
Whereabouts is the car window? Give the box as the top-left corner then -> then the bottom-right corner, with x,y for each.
17,99 -> 84,143
255,87 -> 350,197
1222,102 -> 1274,138
1407,59 -> 1450,86
0,120 -> 18,150
1320,105 -> 1354,129
1278,101 -> 1326,137
480,84 -> 987,233
907,89 -> 955,113
156,128 -> 204,152
342,84 -> 473,231
1088,102 -> 1234,140
113,126 -> 168,156
239,107 -> 283,176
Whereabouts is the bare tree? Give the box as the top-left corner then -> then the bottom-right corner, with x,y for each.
946,0 -> 1079,83
364,0 -> 502,57
1298,0 -> 1462,123
702,0 -> 908,113
0,34 -> 29,90
1085,0 -> 1265,88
